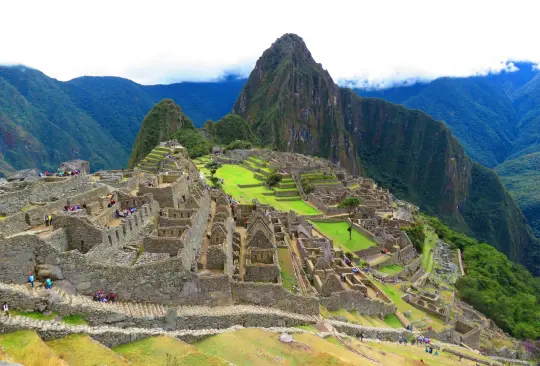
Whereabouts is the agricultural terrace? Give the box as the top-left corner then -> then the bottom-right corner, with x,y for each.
310,221 -> 377,252
194,160 -> 320,216
422,225 -> 438,272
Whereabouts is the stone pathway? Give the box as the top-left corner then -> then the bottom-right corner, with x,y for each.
199,200 -> 216,269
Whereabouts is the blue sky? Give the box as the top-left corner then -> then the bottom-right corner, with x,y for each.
1,0 -> 539,88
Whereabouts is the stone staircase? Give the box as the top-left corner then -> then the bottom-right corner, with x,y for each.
0,282 -> 318,329
136,145 -> 174,174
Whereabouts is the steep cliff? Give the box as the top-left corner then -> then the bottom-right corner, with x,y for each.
233,34 -> 538,273
128,99 -> 195,167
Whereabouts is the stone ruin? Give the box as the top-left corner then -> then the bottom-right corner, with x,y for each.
244,210 -> 281,283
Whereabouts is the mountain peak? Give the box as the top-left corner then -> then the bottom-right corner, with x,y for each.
257,33 -> 316,70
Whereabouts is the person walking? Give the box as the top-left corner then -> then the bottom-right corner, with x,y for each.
27,273 -> 34,288
45,277 -> 52,289
2,302 -> 9,317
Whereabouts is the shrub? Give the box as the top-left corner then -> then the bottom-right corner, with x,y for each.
265,171 -> 282,187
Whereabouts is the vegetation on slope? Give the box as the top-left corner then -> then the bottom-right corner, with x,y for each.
425,216 -> 540,339
0,330 -> 67,365
46,334 -> 128,366
128,99 -> 197,167
204,113 -> 257,146
496,152 -> 540,238
355,64 -> 540,242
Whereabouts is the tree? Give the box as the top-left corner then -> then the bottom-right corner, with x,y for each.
204,161 -> 222,188
265,171 -> 282,187
338,197 -> 361,239
402,224 -> 426,252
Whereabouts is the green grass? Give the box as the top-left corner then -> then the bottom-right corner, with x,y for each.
195,328 -> 361,366
384,313 -> 403,328
46,334 -> 128,365
422,226 -> 438,272
202,164 -> 321,215
378,264 -> 404,275
376,282 -> 446,332
294,324 -> 318,332
11,310 -> 58,321
277,247 -> 298,291
114,335 -> 227,365
0,330 -> 66,366
310,221 -> 376,252
61,314 -> 87,325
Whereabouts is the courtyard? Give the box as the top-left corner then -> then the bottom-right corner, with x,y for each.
310,221 -> 377,252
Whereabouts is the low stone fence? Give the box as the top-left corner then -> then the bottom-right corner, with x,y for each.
330,320 -> 407,341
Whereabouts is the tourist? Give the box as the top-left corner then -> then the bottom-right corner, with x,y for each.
434,351 -> 438,356
429,347 -> 433,354
1,302 -> 9,317
376,291 -> 379,297
115,209 -> 120,219
340,273 -> 346,282
27,273 -> 34,288
44,214 -> 49,227
44,277 -> 52,289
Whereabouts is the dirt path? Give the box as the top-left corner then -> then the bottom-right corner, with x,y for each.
236,225 -> 247,280
199,201 -> 216,269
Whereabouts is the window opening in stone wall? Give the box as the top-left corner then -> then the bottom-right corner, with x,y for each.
115,231 -> 120,242
108,235 -> 112,245
134,216 -> 138,226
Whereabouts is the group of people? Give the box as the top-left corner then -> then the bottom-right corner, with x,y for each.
115,207 -> 137,218
63,204 -> 83,212
93,290 -> 116,303
26,272 -> 52,289
38,169 -> 80,178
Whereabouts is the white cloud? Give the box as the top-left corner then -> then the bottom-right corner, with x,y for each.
1,0 -> 540,88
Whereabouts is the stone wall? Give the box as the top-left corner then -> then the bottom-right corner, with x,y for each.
138,174 -> 188,209
143,236 -> 183,256
231,281 -> 319,315
330,320 -> 407,341
320,290 -> 396,316
0,175 -> 91,216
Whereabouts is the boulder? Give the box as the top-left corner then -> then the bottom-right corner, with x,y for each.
35,264 -> 64,280
59,160 -> 90,174
7,169 -> 38,182
53,280 -> 77,295
279,333 -> 294,343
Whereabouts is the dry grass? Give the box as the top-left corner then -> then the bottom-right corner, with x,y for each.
46,334 -> 128,366
114,335 -> 227,365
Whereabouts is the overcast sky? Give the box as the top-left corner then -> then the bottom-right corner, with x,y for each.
2,0 -> 539,88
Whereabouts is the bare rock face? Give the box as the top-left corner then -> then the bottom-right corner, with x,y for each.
36,264 -> 64,281
6,169 -> 39,182
59,159 -> 90,174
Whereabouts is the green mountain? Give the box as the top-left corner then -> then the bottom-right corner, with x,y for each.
233,33 -> 539,275
0,66 -> 245,175
355,64 -> 540,241
128,99 -> 196,167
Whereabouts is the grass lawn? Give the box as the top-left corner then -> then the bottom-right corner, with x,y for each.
0,330 -> 67,366
376,282 -> 446,332
46,334 -> 128,366
378,264 -> 404,276
422,225 -> 438,272
203,164 -> 321,215
310,221 -> 376,252
114,335 -> 227,366
277,247 -> 298,291
195,328 -> 362,366
384,313 -> 403,328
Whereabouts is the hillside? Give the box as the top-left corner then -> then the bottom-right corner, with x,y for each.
496,152 -> 540,238
128,99 -> 196,167
233,33 -> 539,275
355,65 -> 540,237
0,66 -> 244,175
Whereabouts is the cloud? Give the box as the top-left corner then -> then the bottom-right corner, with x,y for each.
1,0 -> 540,87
